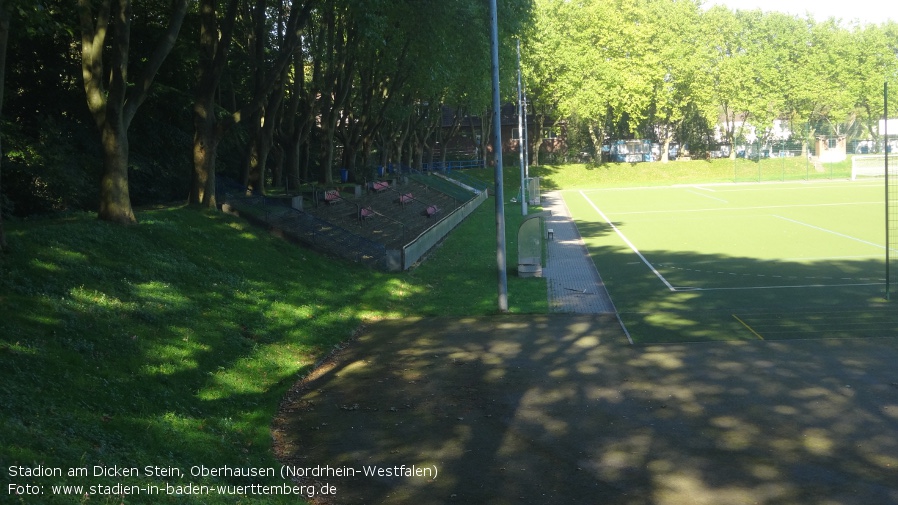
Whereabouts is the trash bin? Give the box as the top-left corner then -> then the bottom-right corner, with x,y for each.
340,168 -> 349,183
377,166 -> 385,177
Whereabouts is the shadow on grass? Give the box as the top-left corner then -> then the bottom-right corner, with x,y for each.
0,209 -> 397,503
0,198 -> 549,503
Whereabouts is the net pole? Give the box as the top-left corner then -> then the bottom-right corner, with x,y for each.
885,81 -> 890,301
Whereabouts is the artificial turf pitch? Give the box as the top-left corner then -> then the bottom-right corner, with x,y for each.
564,180 -> 898,344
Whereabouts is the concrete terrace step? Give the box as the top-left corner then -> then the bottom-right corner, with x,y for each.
303,179 -> 467,249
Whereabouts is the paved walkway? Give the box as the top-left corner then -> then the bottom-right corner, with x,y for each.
541,190 -> 617,314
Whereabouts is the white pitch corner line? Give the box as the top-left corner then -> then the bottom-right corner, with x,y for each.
579,191 -> 677,292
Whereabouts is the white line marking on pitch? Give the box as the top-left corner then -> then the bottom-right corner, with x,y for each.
612,201 -> 881,216
683,282 -> 884,292
579,191 -> 676,292
686,190 -> 729,203
771,215 -> 891,251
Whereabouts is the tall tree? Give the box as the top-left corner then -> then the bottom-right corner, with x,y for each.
850,22 -> 898,146
190,0 -> 315,207
643,0 -> 713,162
527,0 -> 642,161
311,1 -> 353,185
0,0 -> 9,251
800,18 -> 859,138
78,0 -> 188,224
704,7 -> 780,158
280,44 -> 316,187
243,0 -> 292,194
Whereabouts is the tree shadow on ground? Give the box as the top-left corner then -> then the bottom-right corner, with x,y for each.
272,315 -> 898,505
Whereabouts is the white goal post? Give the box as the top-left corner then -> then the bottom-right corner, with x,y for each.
852,155 -> 890,180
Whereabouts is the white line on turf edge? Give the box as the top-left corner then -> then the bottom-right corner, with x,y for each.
579,190 -> 677,292
616,312 -> 635,346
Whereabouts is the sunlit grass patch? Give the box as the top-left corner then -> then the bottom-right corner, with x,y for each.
0,209 -> 373,503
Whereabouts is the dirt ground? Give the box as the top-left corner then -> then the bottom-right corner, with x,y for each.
271,315 -> 898,505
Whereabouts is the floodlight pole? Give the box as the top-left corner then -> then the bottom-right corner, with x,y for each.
490,0 -> 508,312
523,89 -> 529,179
517,39 -> 527,216
886,81 -> 891,301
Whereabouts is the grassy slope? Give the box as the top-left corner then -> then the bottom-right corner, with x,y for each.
0,189 -> 545,503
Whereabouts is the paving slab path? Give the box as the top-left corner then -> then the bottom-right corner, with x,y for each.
541,191 -> 616,314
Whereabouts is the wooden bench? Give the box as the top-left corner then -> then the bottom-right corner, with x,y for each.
371,180 -> 390,193
324,189 -> 341,205
398,193 -> 414,206
424,205 -> 439,218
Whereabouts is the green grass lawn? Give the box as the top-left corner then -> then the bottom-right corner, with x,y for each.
0,199 -> 545,504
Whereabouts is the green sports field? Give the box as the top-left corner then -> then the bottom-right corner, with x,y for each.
564,180 -> 898,343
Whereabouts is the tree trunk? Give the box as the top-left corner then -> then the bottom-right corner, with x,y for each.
191,92 -> 218,207
588,122 -> 605,164
249,80 -> 287,193
413,133 -> 424,170
79,0 -> 188,223
249,133 -> 272,194
281,49 -> 310,190
241,110 -> 261,191
531,113 -> 545,167
321,118 -> 337,184
285,138 -> 300,189
98,121 -> 136,223
271,144 -> 283,188
481,112 -> 491,168
394,120 -> 409,172
660,133 -> 673,163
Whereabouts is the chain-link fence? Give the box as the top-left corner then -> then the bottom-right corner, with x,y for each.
730,140 -> 854,182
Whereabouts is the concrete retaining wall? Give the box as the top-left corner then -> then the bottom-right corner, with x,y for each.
389,189 -> 489,271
